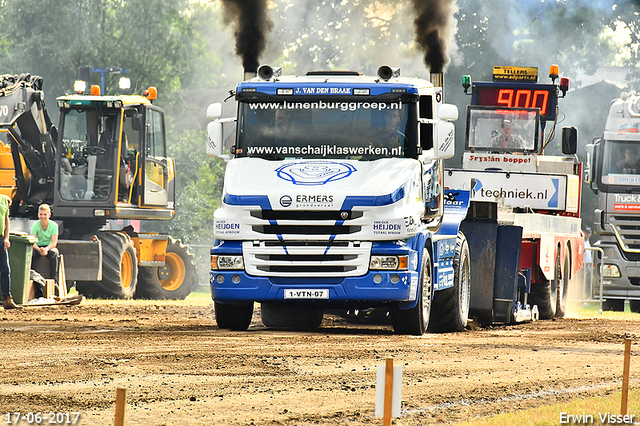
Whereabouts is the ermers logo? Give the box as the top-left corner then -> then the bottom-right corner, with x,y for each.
276,161 -> 356,186
295,194 -> 334,208
296,195 -> 333,203
280,195 -> 292,207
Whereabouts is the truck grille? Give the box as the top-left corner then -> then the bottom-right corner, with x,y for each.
243,240 -> 371,277
250,209 -> 364,236
610,215 -> 640,258
252,225 -> 361,235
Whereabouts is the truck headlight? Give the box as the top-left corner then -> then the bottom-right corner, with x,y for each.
602,264 -> 621,278
370,255 -> 408,270
211,255 -> 244,270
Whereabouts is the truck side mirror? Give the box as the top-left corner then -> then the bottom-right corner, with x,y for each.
206,120 -> 226,159
435,121 -> 455,160
584,143 -> 594,184
206,103 -> 222,120
561,126 -> 577,155
438,103 -> 458,121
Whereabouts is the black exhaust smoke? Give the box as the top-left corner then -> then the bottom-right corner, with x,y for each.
412,0 -> 457,74
221,0 -> 273,77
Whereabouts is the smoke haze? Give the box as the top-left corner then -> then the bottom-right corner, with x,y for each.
221,0 -> 273,73
412,0 -> 458,73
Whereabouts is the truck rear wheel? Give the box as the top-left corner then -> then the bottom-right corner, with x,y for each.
428,232 -> 471,332
214,301 -> 254,330
136,237 -> 197,300
531,253 -> 560,319
555,253 -> 570,318
260,303 -> 324,330
391,247 -> 432,335
76,232 -> 138,299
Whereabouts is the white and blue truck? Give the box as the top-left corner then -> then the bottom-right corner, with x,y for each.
205,66 -> 527,334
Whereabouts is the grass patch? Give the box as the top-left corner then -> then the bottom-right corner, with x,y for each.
567,299 -> 640,321
455,387 -> 640,425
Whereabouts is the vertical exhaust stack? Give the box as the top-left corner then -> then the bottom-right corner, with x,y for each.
430,72 -> 443,88
244,70 -> 257,81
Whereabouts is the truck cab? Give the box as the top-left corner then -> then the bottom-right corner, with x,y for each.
446,66 -> 583,322
584,94 -> 640,311
206,66 -> 468,334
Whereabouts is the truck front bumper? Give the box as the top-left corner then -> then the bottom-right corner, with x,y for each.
209,270 -> 420,304
593,244 -> 640,300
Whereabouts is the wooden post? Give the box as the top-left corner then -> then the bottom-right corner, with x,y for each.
622,339 -> 631,416
383,358 -> 393,426
114,387 -> 127,426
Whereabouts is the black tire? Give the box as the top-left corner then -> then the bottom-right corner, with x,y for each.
76,232 -> 137,299
260,303 -> 324,330
530,254 -> 559,320
392,247 -> 432,335
135,237 -> 197,300
629,300 -> 640,313
428,232 -> 471,332
555,253 -> 570,318
214,301 -> 254,330
602,299 -> 625,312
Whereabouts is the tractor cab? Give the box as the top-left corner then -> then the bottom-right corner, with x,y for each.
54,83 -> 175,227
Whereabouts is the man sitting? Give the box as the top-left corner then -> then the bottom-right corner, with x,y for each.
30,204 -> 59,283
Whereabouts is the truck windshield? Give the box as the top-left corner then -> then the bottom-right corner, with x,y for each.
466,107 -> 538,153
235,100 -> 416,160
601,139 -> 640,187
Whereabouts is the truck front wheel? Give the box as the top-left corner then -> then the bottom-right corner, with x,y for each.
391,247 -> 432,335
428,232 -> 471,332
214,301 -> 254,330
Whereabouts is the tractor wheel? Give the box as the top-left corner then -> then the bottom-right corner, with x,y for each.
428,232 -> 471,332
214,301 -> 254,331
136,237 -> 197,300
391,247 -> 432,335
76,232 -> 137,299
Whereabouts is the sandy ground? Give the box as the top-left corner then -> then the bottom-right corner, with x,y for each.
0,296 -> 638,426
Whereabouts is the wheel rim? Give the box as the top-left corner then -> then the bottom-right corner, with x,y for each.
551,256 -> 561,308
459,250 -> 471,318
121,250 -> 134,290
421,255 -> 432,321
157,252 -> 186,291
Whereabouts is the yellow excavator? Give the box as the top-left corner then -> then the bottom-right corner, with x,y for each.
0,71 -> 196,299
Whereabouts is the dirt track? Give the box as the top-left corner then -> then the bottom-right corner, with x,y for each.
1,296 -> 638,426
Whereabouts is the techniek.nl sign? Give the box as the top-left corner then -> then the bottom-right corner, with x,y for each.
446,171 -> 566,210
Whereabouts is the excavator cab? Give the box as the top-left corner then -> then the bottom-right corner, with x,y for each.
54,92 -> 175,229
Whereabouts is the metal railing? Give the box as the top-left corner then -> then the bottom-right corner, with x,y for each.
570,246 -> 604,314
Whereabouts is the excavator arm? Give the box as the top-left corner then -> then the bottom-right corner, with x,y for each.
0,74 -> 56,209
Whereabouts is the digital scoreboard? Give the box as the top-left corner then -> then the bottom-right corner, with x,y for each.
471,81 -> 558,121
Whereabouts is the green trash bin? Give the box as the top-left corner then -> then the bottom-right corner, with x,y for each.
8,232 -> 38,305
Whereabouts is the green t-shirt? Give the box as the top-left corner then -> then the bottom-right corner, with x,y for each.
0,195 -> 10,236
31,220 -> 58,247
